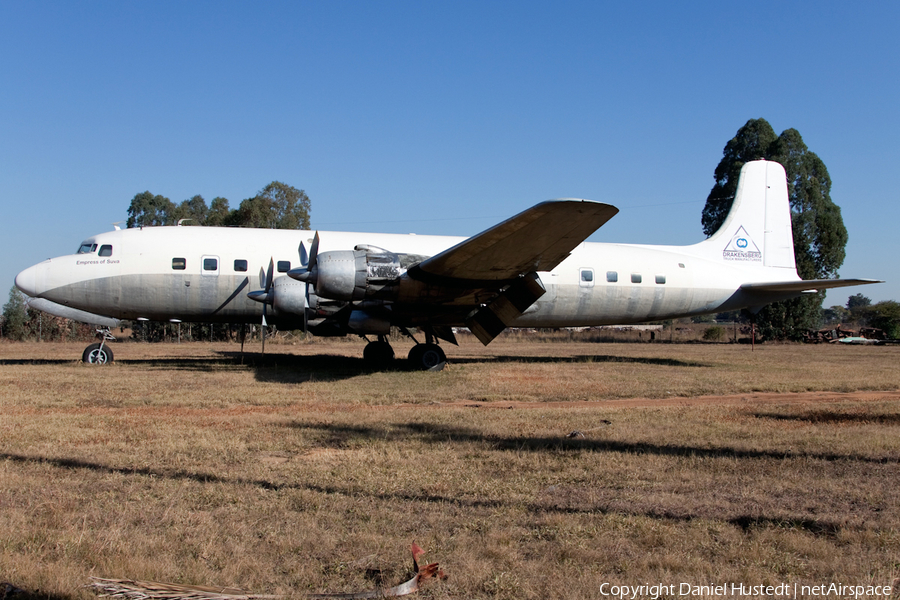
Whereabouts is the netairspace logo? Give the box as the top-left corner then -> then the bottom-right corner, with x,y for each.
597,582 -> 893,599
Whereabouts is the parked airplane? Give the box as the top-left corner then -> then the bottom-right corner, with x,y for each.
15,160 -> 880,369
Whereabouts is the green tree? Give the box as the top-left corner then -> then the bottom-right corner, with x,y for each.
206,196 -> 232,226
701,119 -> 849,340
861,301 -> 900,339
847,293 -> 871,311
172,194 -> 209,226
258,181 -> 311,229
126,192 -> 176,228
231,195 -> 274,228
767,129 -> 847,281
823,305 -> 849,324
702,119 -> 777,237
2,287 -> 28,341
126,183 -> 308,230
230,182 -> 311,229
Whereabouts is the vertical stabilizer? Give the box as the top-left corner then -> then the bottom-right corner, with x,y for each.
698,160 -> 795,271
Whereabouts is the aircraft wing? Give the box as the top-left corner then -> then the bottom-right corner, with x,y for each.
741,278 -> 883,294
408,199 -> 618,284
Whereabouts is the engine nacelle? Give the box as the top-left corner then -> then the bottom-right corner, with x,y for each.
302,245 -> 402,301
272,276 -> 306,315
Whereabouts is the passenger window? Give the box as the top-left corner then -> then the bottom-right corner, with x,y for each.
203,258 -> 218,271
98,245 -> 113,257
607,271 -> 618,283
656,275 -> 666,284
234,259 -> 248,272
172,258 -> 186,270
277,260 -> 290,273
631,273 -> 642,284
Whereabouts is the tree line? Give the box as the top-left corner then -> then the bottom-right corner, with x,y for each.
824,294 -> 900,339
126,181 -> 311,230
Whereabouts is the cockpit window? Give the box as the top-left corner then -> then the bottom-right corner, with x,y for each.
77,243 -> 97,254
98,245 -> 113,257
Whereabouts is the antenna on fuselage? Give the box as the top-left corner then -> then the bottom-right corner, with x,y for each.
112,222 -> 124,231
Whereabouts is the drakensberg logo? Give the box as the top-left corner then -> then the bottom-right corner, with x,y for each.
723,226 -> 762,262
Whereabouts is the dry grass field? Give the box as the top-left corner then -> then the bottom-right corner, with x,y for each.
2,337 -> 900,600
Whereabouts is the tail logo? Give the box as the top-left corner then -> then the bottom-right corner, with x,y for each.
723,226 -> 762,262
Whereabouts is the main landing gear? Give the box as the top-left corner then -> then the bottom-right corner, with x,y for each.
361,330 -> 448,371
82,328 -> 116,364
407,343 -> 446,370
363,336 -> 395,364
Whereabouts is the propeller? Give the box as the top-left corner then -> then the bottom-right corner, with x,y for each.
290,233 -> 320,333
292,232 -> 319,283
247,258 -> 274,354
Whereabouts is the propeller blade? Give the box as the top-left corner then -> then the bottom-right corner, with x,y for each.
308,232 -> 320,270
265,258 -> 275,292
257,256 -> 275,357
303,283 -> 309,334
299,241 -> 308,267
261,304 -> 268,355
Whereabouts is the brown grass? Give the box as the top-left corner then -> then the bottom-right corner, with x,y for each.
1,338 -> 900,599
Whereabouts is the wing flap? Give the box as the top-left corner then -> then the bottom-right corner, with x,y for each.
411,199 -> 618,283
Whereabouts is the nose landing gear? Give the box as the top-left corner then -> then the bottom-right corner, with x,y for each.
82,328 -> 116,364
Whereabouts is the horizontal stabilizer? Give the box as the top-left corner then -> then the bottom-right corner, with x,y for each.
741,279 -> 883,294
412,199 -> 618,284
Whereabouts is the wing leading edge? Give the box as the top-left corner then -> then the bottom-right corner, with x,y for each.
409,199 -> 618,285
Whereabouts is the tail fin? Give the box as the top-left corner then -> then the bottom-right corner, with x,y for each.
694,160 -> 796,271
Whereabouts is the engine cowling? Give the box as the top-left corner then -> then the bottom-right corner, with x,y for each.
272,276 -> 306,315
289,245 -> 401,302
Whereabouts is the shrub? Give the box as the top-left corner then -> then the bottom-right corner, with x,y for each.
703,325 -> 726,342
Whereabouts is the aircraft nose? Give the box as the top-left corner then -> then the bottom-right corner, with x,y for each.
15,262 -> 46,297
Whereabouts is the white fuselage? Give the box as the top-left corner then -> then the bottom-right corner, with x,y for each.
15,224 -> 794,329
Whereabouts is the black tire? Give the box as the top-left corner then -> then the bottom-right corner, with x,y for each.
407,344 -> 425,367
82,343 -> 113,364
409,343 -> 445,370
363,341 -> 394,365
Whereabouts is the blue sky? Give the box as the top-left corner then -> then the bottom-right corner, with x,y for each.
2,1 -> 897,307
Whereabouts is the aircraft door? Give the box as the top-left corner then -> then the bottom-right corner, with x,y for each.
579,268 -> 595,288
201,256 -> 220,276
